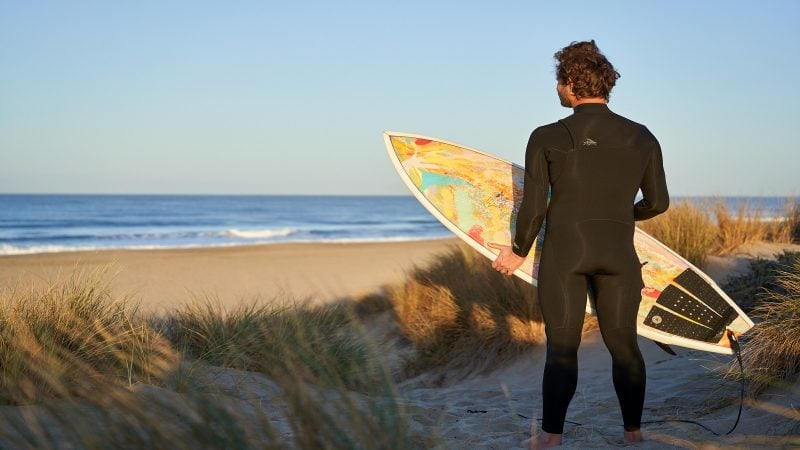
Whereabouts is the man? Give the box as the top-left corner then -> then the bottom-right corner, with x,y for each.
489,40 -> 669,448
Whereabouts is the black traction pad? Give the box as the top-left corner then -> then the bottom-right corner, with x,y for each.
644,305 -> 721,342
656,285 -> 721,328
646,269 -> 737,343
673,269 -> 737,321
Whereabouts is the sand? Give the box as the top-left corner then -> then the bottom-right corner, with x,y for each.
0,239 -> 461,314
0,240 -> 798,448
703,241 -> 800,286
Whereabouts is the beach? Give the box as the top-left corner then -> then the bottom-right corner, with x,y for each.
0,238 -> 461,314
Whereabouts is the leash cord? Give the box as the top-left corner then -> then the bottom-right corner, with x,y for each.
641,329 -> 745,436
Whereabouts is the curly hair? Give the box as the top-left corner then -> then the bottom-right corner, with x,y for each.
554,40 -> 620,100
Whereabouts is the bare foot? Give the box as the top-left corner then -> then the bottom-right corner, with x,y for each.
520,431 -> 562,449
624,429 -> 643,444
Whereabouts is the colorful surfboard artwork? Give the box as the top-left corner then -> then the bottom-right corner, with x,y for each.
384,132 -> 753,354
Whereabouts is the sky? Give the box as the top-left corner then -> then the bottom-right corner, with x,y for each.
1,1 -> 798,196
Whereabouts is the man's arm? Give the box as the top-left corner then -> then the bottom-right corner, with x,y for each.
512,129 -> 550,257
634,139 -> 669,221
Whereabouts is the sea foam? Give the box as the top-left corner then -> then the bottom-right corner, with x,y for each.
223,228 -> 298,239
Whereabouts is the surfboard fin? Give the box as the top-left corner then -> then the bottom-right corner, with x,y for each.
652,340 -> 677,355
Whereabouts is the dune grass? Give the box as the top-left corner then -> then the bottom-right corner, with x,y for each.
710,199 -> 772,255
722,251 -> 800,312
388,244 -> 543,376
0,268 -> 175,405
780,199 -> 800,243
0,270 -> 418,449
638,197 -> 798,267
157,298 -> 417,449
160,298 -> 380,391
380,243 -> 598,378
637,199 -> 718,266
728,255 -> 800,396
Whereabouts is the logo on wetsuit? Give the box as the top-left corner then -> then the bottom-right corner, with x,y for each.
581,138 -> 598,147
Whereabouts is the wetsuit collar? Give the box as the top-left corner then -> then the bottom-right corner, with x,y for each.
573,103 -> 611,113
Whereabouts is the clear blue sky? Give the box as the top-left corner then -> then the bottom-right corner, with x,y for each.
1,1 -> 798,196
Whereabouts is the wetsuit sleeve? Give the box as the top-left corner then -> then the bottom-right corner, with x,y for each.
634,138 -> 669,221
512,129 -> 549,257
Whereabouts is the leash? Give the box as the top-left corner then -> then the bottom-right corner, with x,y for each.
641,328 -> 745,436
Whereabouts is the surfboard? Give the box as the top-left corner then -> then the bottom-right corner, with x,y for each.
384,131 -> 753,354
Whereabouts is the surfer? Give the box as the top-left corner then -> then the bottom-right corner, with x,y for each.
489,40 -> 669,448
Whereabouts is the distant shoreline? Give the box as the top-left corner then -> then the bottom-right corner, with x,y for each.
0,235 -> 454,257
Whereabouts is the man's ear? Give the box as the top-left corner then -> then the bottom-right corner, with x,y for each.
566,81 -> 579,100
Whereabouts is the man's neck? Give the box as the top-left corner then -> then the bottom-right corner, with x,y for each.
571,98 -> 607,108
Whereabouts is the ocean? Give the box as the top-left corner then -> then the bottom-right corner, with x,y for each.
0,195 -> 794,256
0,195 -> 451,255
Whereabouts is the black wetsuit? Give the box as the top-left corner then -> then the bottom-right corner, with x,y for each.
512,103 -> 669,434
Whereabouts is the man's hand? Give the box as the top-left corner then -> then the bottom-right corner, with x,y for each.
488,242 -> 526,276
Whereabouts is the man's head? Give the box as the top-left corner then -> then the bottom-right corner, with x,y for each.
554,40 -> 620,106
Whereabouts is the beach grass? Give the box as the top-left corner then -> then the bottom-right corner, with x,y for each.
382,243 -> 597,378
158,298 -> 419,449
780,199 -> 800,243
638,197 -> 799,266
0,270 -> 419,449
722,251 -> 800,312
388,244 -> 544,376
711,199 -> 772,255
728,254 -> 800,396
0,267 -> 176,405
160,298 -> 379,391
637,199 -> 718,266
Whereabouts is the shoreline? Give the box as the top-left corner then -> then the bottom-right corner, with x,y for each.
0,236 -> 454,258
0,238 -> 461,315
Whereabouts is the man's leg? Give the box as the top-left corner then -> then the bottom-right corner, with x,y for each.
537,265 -> 589,435
591,272 -> 646,435
541,325 -> 584,434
